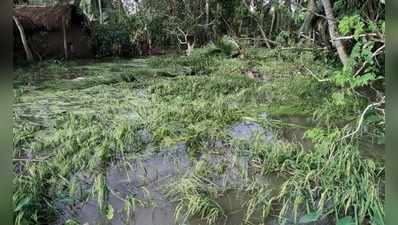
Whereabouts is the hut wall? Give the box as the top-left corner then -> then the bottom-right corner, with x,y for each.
13,5 -> 93,61
27,24 -> 92,59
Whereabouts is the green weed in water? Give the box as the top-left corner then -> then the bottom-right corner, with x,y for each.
13,48 -> 384,225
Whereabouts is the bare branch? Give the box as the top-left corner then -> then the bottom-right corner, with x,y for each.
341,96 -> 385,140
354,44 -> 385,76
304,66 -> 331,82
333,33 -> 384,42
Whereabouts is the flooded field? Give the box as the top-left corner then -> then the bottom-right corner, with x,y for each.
13,49 -> 385,225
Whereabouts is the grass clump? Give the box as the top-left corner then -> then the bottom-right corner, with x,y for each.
244,128 -> 384,225
170,177 -> 224,224
145,75 -> 256,151
167,161 -> 225,225
14,103 -> 147,225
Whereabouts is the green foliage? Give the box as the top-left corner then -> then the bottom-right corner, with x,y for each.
93,11 -> 168,57
320,12 -> 385,136
332,69 -> 377,89
93,21 -> 133,57
337,14 -> 384,83
93,13 -> 150,57
13,165 -> 55,225
339,15 -> 365,39
167,172 -> 224,224
105,204 -> 114,220
207,36 -> 241,57
247,127 -> 384,225
244,184 -> 273,223
13,66 -> 149,224
299,211 -> 321,223
336,216 -> 355,225
92,173 -> 108,212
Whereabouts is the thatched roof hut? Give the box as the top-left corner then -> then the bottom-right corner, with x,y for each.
13,4 -> 92,61
15,5 -> 75,32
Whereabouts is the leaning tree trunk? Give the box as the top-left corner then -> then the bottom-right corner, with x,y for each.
299,0 -> 316,35
321,0 -> 349,65
257,23 -> 272,48
13,16 -> 33,62
269,7 -> 276,38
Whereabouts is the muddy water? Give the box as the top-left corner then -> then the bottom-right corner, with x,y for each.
57,121 -> 286,225
54,115 -> 383,225
66,144 -> 190,225
56,117 -> 383,225
230,121 -> 274,143
66,146 -> 254,225
275,116 -> 314,150
360,141 -> 385,161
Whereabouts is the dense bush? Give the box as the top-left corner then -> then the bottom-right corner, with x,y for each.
93,21 -> 134,57
92,12 -> 170,57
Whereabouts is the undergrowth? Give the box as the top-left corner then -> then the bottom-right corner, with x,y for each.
244,129 -> 384,225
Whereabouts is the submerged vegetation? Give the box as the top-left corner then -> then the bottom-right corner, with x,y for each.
13,0 -> 385,224
13,47 -> 384,225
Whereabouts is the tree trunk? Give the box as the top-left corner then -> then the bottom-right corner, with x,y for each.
257,23 -> 271,48
321,0 -> 349,65
13,16 -> 33,62
62,16 -> 69,59
205,0 -> 210,40
276,10 -> 280,34
98,0 -> 103,24
299,0 -> 316,35
186,42 -> 194,56
205,0 -> 209,30
269,7 -> 276,38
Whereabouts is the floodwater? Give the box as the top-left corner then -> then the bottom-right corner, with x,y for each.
276,115 -> 385,161
15,57 -> 384,225
54,117 -> 382,225
276,115 -> 314,150
58,143 -> 190,225
56,121 -> 287,225
359,139 -> 385,161
230,121 -> 274,143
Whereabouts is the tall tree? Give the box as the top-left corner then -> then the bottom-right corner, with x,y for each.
205,0 -> 209,34
321,0 -> 349,65
299,0 -> 316,35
